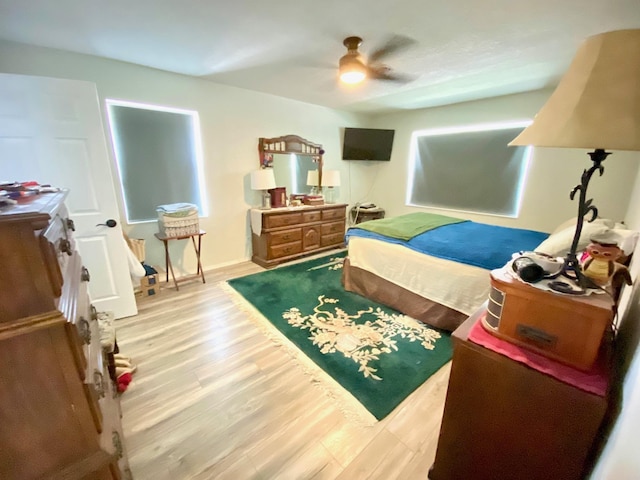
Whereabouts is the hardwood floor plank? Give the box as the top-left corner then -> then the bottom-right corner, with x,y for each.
117,259 -> 451,479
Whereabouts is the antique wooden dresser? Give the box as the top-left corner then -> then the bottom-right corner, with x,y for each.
251,203 -> 347,268
0,191 -> 131,479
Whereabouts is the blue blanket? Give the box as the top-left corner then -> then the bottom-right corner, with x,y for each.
346,221 -> 549,271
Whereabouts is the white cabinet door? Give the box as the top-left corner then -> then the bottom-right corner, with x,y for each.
0,73 -> 137,318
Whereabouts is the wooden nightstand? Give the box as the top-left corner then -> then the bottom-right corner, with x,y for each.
429,308 -> 610,480
349,206 -> 385,224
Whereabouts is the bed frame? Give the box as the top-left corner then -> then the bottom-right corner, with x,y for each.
342,257 -> 467,332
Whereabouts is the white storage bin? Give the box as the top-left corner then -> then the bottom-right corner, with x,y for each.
157,203 -> 200,237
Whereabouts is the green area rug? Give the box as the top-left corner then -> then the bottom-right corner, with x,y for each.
226,252 -> 452,421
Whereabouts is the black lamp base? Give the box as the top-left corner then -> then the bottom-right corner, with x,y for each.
548,148 -> 610,294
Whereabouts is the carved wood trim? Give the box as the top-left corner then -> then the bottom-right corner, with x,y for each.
258,135 -> 324,171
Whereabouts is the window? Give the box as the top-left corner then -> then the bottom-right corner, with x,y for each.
407,121 -> 532,217
106,100 -> 207,223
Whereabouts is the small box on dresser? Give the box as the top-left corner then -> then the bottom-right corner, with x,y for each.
0,191 -> 131,480
251,204 -> 347,268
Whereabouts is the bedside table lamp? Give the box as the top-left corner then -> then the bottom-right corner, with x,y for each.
251,168 -> 276,209
306,170 -> 320,195
323,170 -> 341,204
510,29 -> 640,291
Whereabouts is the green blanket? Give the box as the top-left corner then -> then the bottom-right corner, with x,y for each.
354,212 -> 467,240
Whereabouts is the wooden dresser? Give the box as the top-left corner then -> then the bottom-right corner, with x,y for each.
251,204 -> 347,268
429,308 -> 609,480
0,191 -> 131,480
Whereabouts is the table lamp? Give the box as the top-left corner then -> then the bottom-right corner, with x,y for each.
306,170 -> 320,195
322,170 -> 341,204
251,168 -> 276,209
510,29 -> 640,292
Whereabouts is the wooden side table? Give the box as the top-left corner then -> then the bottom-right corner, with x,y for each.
154,230 -> 206,291
429,308 -> 610,480
349,206 -> 385,224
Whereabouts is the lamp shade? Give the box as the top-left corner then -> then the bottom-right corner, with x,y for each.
250,169 -> 276,190
323,170 -> 341,187
306,170 -> 319,186
510,29 -> 640,151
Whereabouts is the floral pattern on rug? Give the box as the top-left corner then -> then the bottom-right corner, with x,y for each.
283,295 -> 442,381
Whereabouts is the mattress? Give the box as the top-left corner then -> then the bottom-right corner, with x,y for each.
347,236 -> 491,316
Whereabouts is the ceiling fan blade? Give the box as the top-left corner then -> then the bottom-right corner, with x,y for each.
368,66 -> 414,83
368,35 -> 417,64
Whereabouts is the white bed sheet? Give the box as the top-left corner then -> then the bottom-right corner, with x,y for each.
347,236 -> 492,316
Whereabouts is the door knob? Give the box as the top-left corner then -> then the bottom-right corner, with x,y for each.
96,219 -> 117,228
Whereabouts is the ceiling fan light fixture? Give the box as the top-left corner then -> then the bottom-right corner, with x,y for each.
339,56 -> 367,84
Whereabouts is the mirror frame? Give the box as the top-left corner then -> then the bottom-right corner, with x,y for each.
258,135 -> 324,187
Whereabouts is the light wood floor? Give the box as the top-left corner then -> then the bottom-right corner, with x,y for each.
116,255 -> 452,480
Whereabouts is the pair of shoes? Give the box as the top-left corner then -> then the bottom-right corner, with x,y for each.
115,352 -> 137,392
115,357 -> 136,370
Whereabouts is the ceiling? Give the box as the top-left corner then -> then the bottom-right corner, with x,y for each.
1,0 -> 639,114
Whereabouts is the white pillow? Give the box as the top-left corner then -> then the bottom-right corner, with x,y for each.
535,221 -> 612,257
610,228 -> 639,255
552,217 -> 615,235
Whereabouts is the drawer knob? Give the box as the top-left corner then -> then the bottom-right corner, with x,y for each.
81,266 -> 91,282
78,318 -> 91,345
65,218 -> 76,232
112,431 -> 124,458
93,370 -> 105,398
90,304 -> 98,321
59,239 -> 73,256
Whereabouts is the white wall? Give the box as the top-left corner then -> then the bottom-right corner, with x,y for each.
359,90 -> 639,233
590,166 -> 640,479
0,40 -> 364,274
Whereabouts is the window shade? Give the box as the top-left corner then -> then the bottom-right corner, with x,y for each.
107,103 -> 205,223
408,126 -> 530,217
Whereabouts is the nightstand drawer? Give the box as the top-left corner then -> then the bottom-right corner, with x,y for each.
269,241 -> 303,259
268,228 -> 302,246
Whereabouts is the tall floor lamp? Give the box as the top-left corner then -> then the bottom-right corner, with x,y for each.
510,29 -> 640,291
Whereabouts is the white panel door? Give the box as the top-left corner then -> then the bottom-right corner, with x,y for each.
0,73 -> 137,318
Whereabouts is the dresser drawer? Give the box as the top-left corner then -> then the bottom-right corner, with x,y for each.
268,228 -> 302,246
321,232 -> 345,247
269,241 -> 303,259
321,221 -> 345,236
321,207 -> 345,221
264,212 -> 303,229
302,210 -> 322,223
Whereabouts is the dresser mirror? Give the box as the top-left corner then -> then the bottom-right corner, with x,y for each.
259,135 -> 324,195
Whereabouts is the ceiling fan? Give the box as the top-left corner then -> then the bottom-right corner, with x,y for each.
338,35 -> 414,85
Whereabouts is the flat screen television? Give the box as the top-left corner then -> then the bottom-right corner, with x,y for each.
342,127 -> 395,161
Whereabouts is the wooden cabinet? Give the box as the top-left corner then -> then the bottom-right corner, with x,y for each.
0,191 -> 131,480
429,309 -> 609,480
251,204 -> 347,268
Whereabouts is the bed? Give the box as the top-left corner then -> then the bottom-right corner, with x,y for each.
341,212 -> 551,332
342,212 -> 638,332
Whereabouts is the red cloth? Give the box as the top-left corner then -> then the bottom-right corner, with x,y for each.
468,312 -> 608,397
117,372 -> 133,392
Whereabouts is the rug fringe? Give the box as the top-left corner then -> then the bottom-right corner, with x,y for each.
220,281 -> 378,427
